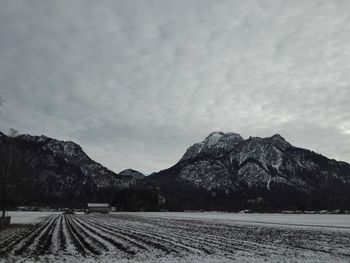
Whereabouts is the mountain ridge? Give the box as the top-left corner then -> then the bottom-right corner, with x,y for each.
1,130 -> 350,211
0,132 -> 144,206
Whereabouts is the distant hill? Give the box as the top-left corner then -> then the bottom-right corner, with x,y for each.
119,169 -> 146,181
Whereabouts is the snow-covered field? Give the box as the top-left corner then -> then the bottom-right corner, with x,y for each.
120,212 -> 350,230
8,211 -> 61,225
1,212 -> 350,262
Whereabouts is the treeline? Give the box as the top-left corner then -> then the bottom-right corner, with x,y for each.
109,181 -> 350,212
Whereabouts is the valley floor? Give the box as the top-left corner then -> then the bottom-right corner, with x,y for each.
1,212 -> 350,262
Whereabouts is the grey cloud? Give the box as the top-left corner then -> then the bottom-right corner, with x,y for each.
1,0 -> 350,174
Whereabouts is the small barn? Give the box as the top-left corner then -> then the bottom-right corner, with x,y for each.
86,203 -> 110,214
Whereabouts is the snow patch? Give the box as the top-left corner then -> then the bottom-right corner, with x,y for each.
205,132 -> 223,147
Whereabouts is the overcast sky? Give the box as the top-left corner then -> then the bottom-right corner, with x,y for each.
1,0 -> 350,174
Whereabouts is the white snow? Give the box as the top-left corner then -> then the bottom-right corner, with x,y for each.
113,212 -> 350,231
2,212 -> 350,263
206,132 -> 223,147
8,211 -> 61,224
267,174 -> 272,190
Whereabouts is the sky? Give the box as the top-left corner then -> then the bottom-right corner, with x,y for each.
0,0 -> 350,174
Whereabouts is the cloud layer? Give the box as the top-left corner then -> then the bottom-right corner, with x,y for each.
1,0 -> 350,173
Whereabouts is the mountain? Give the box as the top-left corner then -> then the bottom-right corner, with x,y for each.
119,169 -> 145,181
1,131 -> 349,211
145,132 -> 350,211
0,133 -> 143,207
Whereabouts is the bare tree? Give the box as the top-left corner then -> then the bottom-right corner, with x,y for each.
0,96 -> 4,218
0,97 -> 7,218
0,98 -> 20,218
0,129 -> 19,218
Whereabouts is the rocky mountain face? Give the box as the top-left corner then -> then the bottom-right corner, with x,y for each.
119,169 -> 145,181
146,132 -> 350,211
0,133 -> 143,206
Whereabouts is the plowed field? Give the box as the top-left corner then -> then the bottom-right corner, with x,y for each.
1,213 -> 350,262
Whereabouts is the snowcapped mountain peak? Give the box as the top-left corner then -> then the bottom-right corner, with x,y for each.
204,132 -> 243,147
205,131 -> 224,146
181,131 -> 244,161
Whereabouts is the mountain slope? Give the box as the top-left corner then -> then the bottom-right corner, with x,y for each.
119,169 -> 145,181
146,132 -> 350,211
0,133 -> 142,206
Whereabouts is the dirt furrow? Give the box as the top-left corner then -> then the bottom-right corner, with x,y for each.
86,215 -> 204,255
65,215 -> 99,256
81,216 -> 170,254
1,218 -> 51,254
61,214 -> 84,256
77,216 -> 150,251
135,217 -> 281,254
102,215 -> 277,257
82,216 -> 182,255
73,216 -> 139,255
69,216 -> 108,253
104,218 -> 209,254
12,217 -> 56,255
35,216 -> 60,255
50,215 -> 63,254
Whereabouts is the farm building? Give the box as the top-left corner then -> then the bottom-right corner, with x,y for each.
86,203 -> 110,214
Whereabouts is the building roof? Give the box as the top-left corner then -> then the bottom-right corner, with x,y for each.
87,203 -> 110,208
